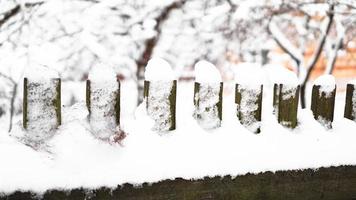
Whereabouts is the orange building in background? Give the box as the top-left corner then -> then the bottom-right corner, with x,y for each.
277,41 -> 356,91
306,45 -> 356,81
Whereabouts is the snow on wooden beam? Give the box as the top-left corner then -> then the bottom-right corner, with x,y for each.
311,75 -> 336,129
235,84 -> 263,133
273,84 -> 300,129
344,83 -> 356,122
23,78 -> 61,143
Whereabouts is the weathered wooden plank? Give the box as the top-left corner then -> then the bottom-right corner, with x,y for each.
344,84 -> 355,121
235,84 -> 263,133
23,78 -> 61,130
86,79 -> 121,140
144,80 -> 176,131
273,84 -> 299,129
277,85 -> 299,128
311,85 -> 336,129
3,165 -> 356,200
193,82 -> 223,129
23,78 -> 28,129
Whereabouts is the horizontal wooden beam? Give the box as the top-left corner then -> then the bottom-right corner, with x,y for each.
3,165 -> 356,199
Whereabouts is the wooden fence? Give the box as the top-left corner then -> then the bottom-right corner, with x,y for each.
22,76 -> 356,137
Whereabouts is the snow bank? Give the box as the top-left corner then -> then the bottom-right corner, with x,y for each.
234,62 -> 264,89
314,75 -> 336,96
145,57 -> 175,81
1,83 -> 356,194
194,60 -> 222,83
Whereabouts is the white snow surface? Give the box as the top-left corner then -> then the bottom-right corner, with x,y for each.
233,62 -> 264,89
88,64 -> 117,83
194,60 -> 222,83
264,64 -> 299,86
1,82 -> 356,194
314,75 -> 336,94
347,79 -> 356,85
145,57 -> 176,81
25,65 -> 59,81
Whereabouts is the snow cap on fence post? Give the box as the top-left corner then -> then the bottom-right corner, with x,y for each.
344,80 -> 356,122
23,65 -> 61,146
87,63 -> 120,140
269,65 -> 300,129
193,60 -> 223,130
144,57 -> 176,132
311,74 -> 336,129
234,62 -> 263,133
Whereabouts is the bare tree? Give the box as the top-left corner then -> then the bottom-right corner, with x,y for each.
267,1 -> 355,108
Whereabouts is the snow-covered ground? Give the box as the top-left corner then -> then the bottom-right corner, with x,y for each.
0,80 -> 356,194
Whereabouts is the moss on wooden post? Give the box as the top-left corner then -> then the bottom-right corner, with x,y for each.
311,85 -> 336,129
218,82 -> 223,121
144,80 -> 176,131
23,78 -> 61,138
193,82 -> 223,129
53,79 -> 61,126
86,80 -> 120,139
144,80 -> 150,109
273,84 -> 279,115
115,82 -> 121,125
235,84 -> 263,133
169,81 -> 177,130
272,84 -> 300,129
23,78 -> 28,129
86,80 -> 91,116
344,84 -> 355,121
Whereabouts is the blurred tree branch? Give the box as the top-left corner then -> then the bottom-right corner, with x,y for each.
136,0 -> 187,104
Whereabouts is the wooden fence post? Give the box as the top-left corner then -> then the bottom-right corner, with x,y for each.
311,75 -> 336,129
269,66 -> 300,129
193,82 -> 223,129
144,80 -> 177,131
344,83 -> 356,121
86,79 -> 120,140
235,84 -> 263,133
272,84 -> 300,129
23,78 -> 61,143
